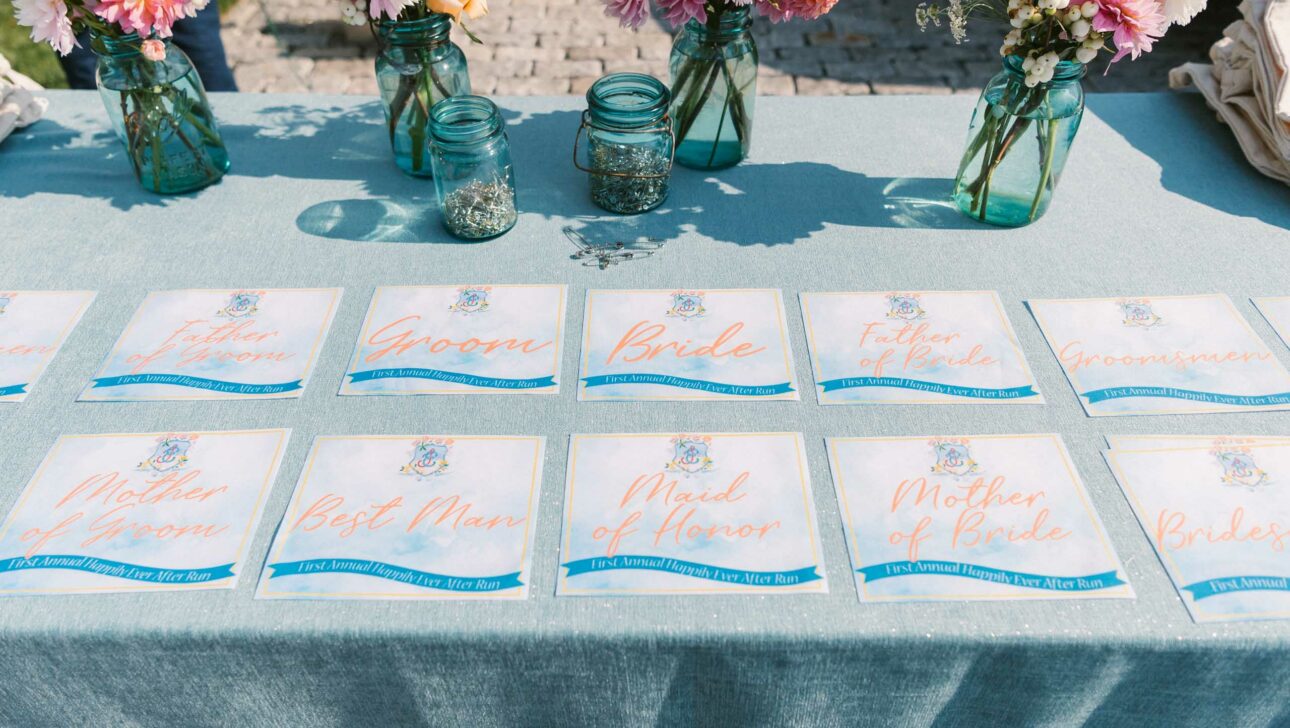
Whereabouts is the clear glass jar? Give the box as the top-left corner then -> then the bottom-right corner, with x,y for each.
428,96 -> 517,240
668,6 -> 757,170
952,55 -> 1086,227
576,73 -> 674,214
92,32 -> 230,194
375,14 -> 471,177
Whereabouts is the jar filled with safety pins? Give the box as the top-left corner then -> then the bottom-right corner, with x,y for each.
575,73 -> 674,215
428,95 -> 518,240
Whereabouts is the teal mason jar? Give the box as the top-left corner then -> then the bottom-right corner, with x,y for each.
577,73 -> 674,214
428,96 -> 517,240
953,55 -> 1086,227
668,6 -> 757,170
376,14 -> 471,177
92,32 -> 229,194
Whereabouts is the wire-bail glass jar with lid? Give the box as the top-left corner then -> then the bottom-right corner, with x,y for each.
428,95 -> 518,240
575,73 -> 674,215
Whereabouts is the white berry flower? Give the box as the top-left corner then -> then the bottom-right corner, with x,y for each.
1081,1 -> 1098,17
1022,54 -> 1037,70
1070,18 -> 1090,37
1075,46 -> 1098,62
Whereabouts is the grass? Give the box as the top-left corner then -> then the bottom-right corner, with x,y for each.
0,0 -> 239,89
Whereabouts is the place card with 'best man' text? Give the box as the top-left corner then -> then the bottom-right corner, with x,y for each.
257,435 -> 545,600
0,430 -> 289,595
578,289 -> 799,401
80,288 -> 342,400
341,285 -> 566,396
0,290 -> 95,402
1028,294 -> 1290,416
558,432 -> 826,595
799,290 -> 1042,405
828,434 -> 1132,602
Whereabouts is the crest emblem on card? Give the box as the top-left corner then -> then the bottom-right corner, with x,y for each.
930,438 -> 979,477
217,291 -> 262,318
138,434 -> 197,472
449,287 -> 491,315
1211,441 -> 1269,488
1118,299 -> 1162,328
666,291 -> 706,320
666,435 -> 714,474
0,293 -> 11,315
401,437 -> 453,479
886,294 -> 926,321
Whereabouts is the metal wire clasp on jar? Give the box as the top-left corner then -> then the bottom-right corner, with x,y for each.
428,95 -> 518,240
574,73 -> 675,215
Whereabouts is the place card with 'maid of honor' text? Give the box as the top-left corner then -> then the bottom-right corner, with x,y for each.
799,290 -> 1042,405
340,285 -> 566,396
0,430 -> 289,595
828,434 -> 1132,602
256,435 -> 545,600
79,288 -> 342,401
558,433 -> 826,595
0,290 -> 96,402
1254,296 -> 1290,351
1106,440 -> 1290,622
1027,294 -> 1290,416
578,289 -> 799,401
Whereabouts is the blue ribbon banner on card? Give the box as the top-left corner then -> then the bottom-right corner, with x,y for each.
817,376 -> 1038,399
562,555 -> 822,587
580,374 -> 794,397
858,560 -> 1125,591
92,373 -> 302,394
1081,387 -> 1290,406
348,368 -> 556,390
267,558 -> 524,592
1182,575 -> 1290,600
0,555 -> 234,583
0,383 -> 27,396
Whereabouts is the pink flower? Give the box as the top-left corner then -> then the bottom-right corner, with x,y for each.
756,0 -> 837,23
366,0 -> 415,20
1089,0 -> 1166,62
603,0 -> 650,29
140,37 -> 166,60
657,0 -> 706,26
14,0 -> 77,56
92,0 -> 201,37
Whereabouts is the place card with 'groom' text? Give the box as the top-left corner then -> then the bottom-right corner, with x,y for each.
799,291 -> 1042,405
1028,294 -> 1290,416
80,288 -> 342,401
0,429 -> 289,595
257,435 -> 544,600
1106,440 -> 1290,622
558,433 -> 826,595
827,434 -> 1131,602
0,290 -> 95,402
341,285 -> 566,396
578,289 -> 799,401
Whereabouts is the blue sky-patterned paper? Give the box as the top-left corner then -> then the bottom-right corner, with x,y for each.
0,291 -> 95,402
1254,296 -> 1290,351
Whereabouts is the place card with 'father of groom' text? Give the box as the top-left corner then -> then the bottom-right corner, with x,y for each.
257,435 -> 545,600
1028,294 -> 1290,416
80,288 -> 341,401
341,285 -> 566,396
0,429 -> 289,595
558,432 -> 826,595
578,289 -> 799,401
828,434 -> 1132,602
800,290 -> 1042,405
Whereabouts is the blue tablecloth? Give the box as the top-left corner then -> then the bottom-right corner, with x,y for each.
1,90 -> 1289,726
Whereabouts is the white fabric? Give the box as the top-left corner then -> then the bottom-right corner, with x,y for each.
1170,0 -> 1290,184
0,54 -> 48,146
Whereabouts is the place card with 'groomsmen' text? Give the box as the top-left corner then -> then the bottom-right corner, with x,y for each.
0,290 -> 95,402
558,433 -> 826,595
1028,294 -> 1290,416
1106,440 -> 1290,622
0,430 -> 289,595
80,288 -> 342,401
577,289 -> 799,401
827,434 -> 1132,602
340,285 -> 566,396
799,290 -> 1042,405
